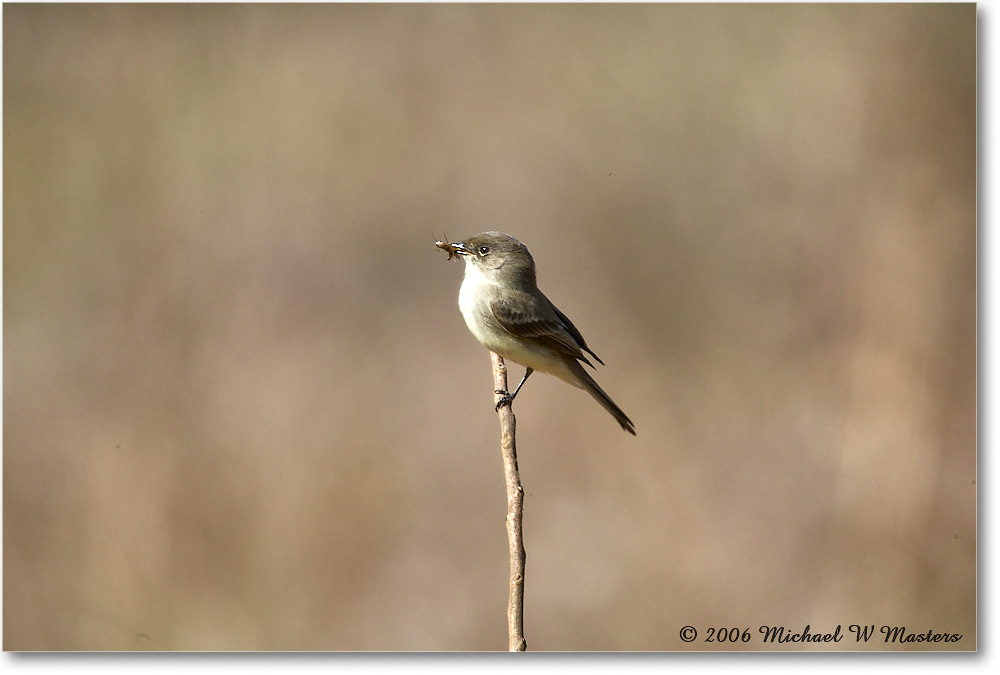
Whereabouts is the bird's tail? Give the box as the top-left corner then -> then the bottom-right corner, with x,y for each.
569,361 -> 636,435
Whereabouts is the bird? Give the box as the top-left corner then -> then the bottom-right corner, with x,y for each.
437,231 -> 635,435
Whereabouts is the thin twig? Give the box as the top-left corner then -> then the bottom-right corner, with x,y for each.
491,352 -> 527,652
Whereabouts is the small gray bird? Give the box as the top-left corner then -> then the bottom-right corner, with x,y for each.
437,231 -> 635,435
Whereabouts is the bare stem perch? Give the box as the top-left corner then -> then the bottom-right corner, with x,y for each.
491,352 -> 527,652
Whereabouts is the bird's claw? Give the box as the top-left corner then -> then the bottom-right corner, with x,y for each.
494,390 -> 513,411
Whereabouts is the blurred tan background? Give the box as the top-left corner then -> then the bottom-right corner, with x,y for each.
3,3 -> 975,651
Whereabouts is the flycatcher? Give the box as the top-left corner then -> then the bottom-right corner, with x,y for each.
437,231 -> 636,435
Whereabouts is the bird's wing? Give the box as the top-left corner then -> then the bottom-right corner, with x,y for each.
490,295 -> 596,367
549,303 -> 605,366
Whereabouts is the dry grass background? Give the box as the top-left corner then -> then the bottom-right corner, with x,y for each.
3,3 -> 975,651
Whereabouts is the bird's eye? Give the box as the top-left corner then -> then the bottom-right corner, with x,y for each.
478,246 -> 491,255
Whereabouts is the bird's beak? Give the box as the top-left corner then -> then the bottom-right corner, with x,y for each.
435,239 -> 473,260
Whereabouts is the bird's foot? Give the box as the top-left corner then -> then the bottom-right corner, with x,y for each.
494,389 -> 513,411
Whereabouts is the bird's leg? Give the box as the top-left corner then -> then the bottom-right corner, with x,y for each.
495,368 -> 534,411
509,367 -> 534,401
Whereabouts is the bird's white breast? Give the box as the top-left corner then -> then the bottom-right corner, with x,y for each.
458,261 -> 496,345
